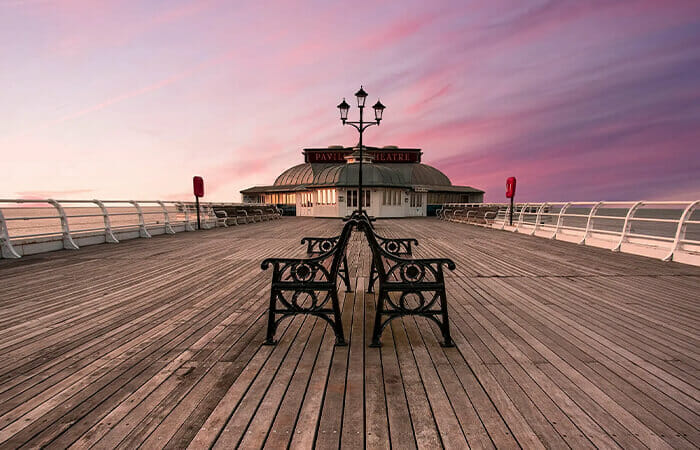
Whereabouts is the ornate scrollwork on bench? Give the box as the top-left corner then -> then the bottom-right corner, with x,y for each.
357,220 -> 455,348
300,235 -> 352,292
367,234 -> 419,293
262,220 -> 357,346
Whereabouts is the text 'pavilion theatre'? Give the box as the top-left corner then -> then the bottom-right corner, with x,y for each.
241,146 -> 483,217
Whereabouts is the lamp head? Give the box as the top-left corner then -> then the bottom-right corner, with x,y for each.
354,85 -> 368,107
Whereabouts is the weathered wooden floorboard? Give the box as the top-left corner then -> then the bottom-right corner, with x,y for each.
0,217 -> 697,449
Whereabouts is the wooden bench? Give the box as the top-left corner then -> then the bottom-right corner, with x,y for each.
357,220 -> 456,348
253,209 -> 270,222
231,208 -> 252,224
261,219 -> 356,346
213,209 -> 229,227
266,207 -> 282,219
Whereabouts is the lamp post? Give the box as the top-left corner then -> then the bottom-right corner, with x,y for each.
337,86 -> 385,213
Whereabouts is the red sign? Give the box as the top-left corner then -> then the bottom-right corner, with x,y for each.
307,151 -> 349,163
372,151 -> 419,163
506,177 -> 516,199
193,176 -> 204,198
305,149 -> 420,163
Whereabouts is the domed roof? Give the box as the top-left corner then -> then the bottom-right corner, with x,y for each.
273,162 -> 453,188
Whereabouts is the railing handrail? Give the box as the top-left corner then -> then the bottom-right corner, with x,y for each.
439,200 -> 699,264
0,198 -> 280,259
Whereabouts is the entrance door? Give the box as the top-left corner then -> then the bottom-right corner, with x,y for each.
297,191 -> 313,216
408,192 -> 425,216
346,190 -> 370,212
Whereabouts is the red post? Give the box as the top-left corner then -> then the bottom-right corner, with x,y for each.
193,176 -> 204,230
506,177 -> 516,226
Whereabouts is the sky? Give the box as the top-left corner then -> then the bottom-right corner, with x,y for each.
1,0 -> 699,202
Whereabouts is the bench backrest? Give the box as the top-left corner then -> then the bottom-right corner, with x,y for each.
263,219 -> 356,285
358,220 -> 451,286
301,235 -> 340,255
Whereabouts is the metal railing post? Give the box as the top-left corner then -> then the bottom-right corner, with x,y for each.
48,199 -> 79,250
552,202 -> 571,239
179,202 -> 195,232
129,200 -> 152,238
93,199 -> 119,243
514,203 -> 529,232
613,201 -> 643,252
466,210 -> 476,223
0,208 -> 21,258
499,205 -> 510,230
663,200 -> 699,262
156,201 -> 176,235
531,203 -> 547,235
579,201 -> 603,245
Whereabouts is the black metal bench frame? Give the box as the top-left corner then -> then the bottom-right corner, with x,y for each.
300,235 -> 352,292
358,220 -> 456,348
261,220 -> 356,346
366,232 -> 418,293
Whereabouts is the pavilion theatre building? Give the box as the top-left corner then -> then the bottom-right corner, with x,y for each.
240,146 -> 483,218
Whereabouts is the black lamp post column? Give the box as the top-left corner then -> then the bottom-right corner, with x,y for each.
358,101 -> 364,212
337,86 -> 385,214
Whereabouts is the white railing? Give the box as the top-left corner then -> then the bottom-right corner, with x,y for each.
438,200 -> 700,266
0,199 -> 276,259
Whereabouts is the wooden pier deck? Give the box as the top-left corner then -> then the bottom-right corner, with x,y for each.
0,218 -> 698,449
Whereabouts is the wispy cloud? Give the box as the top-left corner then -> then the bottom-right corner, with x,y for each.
2,0 -> 699,201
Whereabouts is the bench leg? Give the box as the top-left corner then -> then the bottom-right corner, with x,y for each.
340,255 -> 352,292
369,291 -> 386,347
264,290 -> 278,345
367,259 -> 378,293
439,289 -> 455,347
330,290 -> 347,346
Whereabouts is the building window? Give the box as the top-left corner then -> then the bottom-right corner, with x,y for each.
410,192 -> 422,207
382,189 -> 402,206
363,190 -> 370,208
300,192 -> 313,207
316,188 -> 336,205
347,190 -> 357,208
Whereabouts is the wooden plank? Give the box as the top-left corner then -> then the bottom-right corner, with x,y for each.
0,217 -> 697,449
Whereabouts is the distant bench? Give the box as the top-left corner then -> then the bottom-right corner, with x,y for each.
438,205 -> 503,225
211,205 -> 282,227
